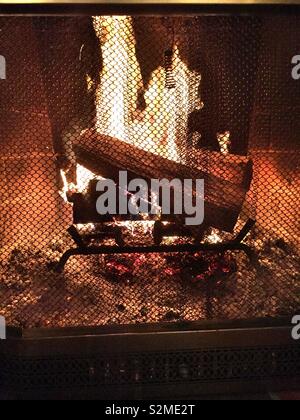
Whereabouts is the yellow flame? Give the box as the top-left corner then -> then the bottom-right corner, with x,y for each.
60,164 -> 104,202
93,16 -> 201,164
76,164 -> 102,192
61,16 -> 202,236
217,131 -> 231,155
59,169 -> 75,202
93,16 -> 141,141
115,220 -> 155,235
86,74 -> 94,92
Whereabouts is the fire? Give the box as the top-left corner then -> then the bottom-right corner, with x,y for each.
76,164 -> 102,192
163,236 -> 181,245
206,228 -> 222,244
217,131 -> 231,155
59,169 -> 74,202
60,164 -> 103,202
116,220 -> 155,235
92,16 -> 141,142
92,16 -> 201,163
60,16 -> 202,235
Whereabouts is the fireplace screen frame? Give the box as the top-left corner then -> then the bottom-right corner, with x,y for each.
0,1 -> 299,334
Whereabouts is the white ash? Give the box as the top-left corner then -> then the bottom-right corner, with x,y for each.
0,229 -> 299,329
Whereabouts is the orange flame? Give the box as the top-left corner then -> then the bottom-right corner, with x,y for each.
93,16 -> 201,163
61,16 -> 202,235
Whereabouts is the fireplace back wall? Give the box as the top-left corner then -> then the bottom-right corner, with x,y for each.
0,13 -> 299,330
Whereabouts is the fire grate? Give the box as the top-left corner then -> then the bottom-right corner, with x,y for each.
0,14 -> 299,329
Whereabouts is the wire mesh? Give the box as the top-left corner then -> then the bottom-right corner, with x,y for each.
0,15 -> 299,329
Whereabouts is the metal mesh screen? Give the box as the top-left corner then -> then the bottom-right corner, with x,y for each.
0,15 -> 299,329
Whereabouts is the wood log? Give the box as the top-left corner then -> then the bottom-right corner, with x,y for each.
188,149 -> 253,189
74,130 -> 252,232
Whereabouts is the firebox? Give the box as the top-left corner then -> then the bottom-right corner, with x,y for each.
0,2 -> 299,400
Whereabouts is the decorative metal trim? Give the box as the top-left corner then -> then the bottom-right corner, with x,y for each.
1,321 -> 299,399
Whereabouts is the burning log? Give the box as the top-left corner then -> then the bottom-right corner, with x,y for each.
73,130 -> 252,232
153,221 -> 207,245
189,148 -> 253,189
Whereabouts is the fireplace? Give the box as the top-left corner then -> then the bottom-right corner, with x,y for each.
0,4 -> 299,399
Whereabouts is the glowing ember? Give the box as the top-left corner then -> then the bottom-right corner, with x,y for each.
106,259 -> 133,283
116,220 -> 155,235
165,267 -> 181,276
102,251 -> 236,286
166,252 -> 237,287
206,228 -> 223,244
163,236 -> 181,245
103,253 -> 148,283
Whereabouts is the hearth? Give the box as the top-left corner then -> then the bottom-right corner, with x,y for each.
0,3 -> 299,399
